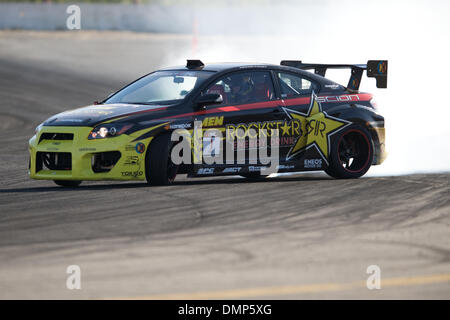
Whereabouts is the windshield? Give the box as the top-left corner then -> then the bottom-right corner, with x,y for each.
105,70 -> 214,105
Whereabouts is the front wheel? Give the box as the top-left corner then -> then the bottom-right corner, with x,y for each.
53,180 -> 82,187
325,124 -> 373,179
145,133 -> 179,186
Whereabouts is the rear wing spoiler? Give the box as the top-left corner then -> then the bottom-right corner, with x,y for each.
280,60 -> 388,90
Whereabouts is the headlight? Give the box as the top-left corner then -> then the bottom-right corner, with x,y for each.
88,123 -> 133,140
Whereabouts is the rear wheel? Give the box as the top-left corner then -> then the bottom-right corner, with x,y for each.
53,180 -> 82,187
145,133 -> 179,186
325,124 -> 373,179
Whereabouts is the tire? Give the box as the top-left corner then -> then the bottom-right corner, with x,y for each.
325,124 -> 373,179
145,133 -> 179,186
53,180 -> 82,187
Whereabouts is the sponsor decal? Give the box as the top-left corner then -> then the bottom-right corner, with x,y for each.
197,167 -> 214,175
248,166 -> 266,172
69,108 -> 113,116
135,142 -> 145,154
377,61 -> 387,74
316,94 -> 360,103
121,170 -> 143,177
351,77 -> 359,89
124,155 -> 140,166
324,84 -> 340,89
223,167 -> 241,173
277,164 -> 295,170
62,119 -> 84,123
202,116 -> 224,127
79,147 -> 96,152
283,92 -> 351,164
229,136 -> 296,151
226,120 -> 301,139
304,158 -> 323,168
170,122 -> 192,129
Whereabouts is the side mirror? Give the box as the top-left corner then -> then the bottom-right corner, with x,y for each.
195,93 -> 223,109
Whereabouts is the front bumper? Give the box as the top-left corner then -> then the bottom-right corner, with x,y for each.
370,126 -> 387,165
29,126 -> 153,181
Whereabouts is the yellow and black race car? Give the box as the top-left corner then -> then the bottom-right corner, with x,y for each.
29,59 -> 387,186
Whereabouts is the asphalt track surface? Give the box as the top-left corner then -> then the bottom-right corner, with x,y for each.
0,31 -> 449,299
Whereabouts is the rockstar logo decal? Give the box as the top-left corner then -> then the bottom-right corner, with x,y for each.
283,92 -> 351,163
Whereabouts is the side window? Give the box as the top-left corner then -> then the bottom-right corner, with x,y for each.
206,71 -> 275,105
277,72 -> 318,98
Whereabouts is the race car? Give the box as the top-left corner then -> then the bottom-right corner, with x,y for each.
29,59 -> 387,186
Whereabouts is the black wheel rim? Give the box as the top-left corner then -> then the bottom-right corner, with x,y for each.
337,130 -> 370,173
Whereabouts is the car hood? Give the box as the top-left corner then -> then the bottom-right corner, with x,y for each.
43,103 -> 169,127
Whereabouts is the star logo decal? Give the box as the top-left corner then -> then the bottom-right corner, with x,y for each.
280,121 -> 291,136
283,92 -> 351,163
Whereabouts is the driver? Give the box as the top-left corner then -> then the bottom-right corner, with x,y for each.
228,74 -> 255,104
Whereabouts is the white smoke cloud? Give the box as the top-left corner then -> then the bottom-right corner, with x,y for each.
177,0 -> 450,175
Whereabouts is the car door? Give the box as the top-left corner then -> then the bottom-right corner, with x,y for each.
276,71 -> 321,162
193,69 -> 280,173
